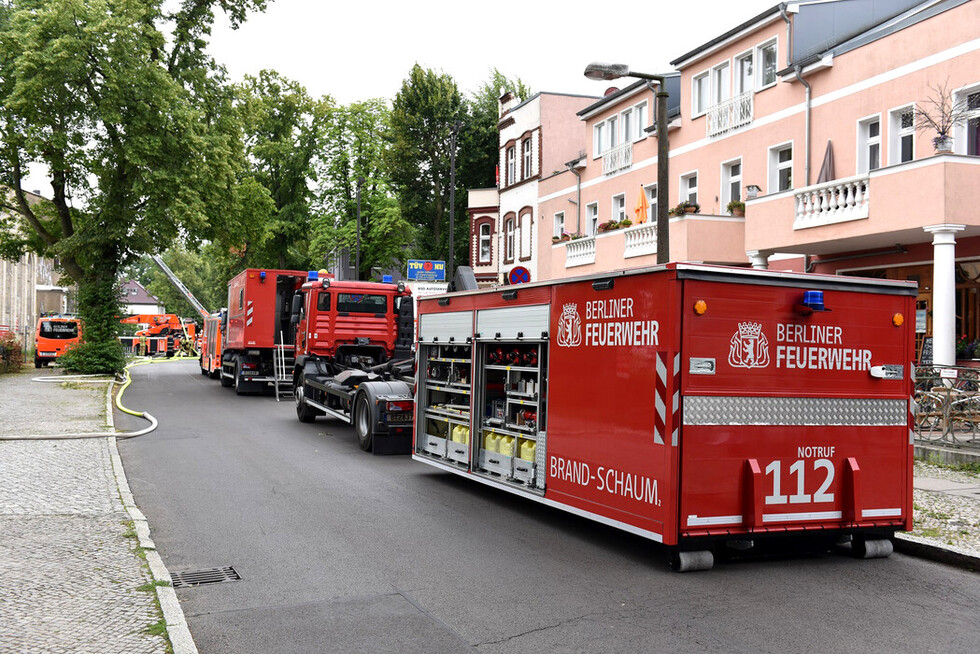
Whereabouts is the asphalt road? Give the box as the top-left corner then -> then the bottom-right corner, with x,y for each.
118,360 -> 980,653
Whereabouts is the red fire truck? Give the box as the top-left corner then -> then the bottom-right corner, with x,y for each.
291,272 -> 417,453
221,268 -> 307,394
412,263 -> 915,570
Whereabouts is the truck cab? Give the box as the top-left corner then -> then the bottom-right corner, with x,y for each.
34,315 -> 81,367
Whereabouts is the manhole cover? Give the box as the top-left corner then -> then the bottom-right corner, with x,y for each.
171,566 -> 242,589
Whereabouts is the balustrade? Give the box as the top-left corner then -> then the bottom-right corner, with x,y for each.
793,174 -> 870,229
564,235 -> 596,267
602,141 -> 633,176
706,91 -> 754,137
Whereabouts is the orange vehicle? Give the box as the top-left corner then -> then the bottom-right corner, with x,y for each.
121,314 -> 197,356
200,309 -> 225,378
34,315 -> 82,367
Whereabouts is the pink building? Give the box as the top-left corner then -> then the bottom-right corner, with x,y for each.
470,0 -> 980,366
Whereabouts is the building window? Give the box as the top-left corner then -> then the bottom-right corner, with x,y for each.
519,210 -> 532,259
693,72 -> 709,116
634,101 -> 648,140
554,211 -> 565,238
769,143 -> 793,192
681,172 -> 698,205
958,88 -> 980,156
586,202 -> 598,236
504,216 -> 515,261
621,109 -> 632,146
644,184 -> 657,222
889,106 -> 915,164
608,115 -> 618,149
735,51 -> 753,94
506,146 -> 516,185
722,159 -> 742,208
594,122 -> 605,156
712,61 -> 730,105
522,138 -> 532,179
758,40 -> 777,88
479,223 -> 492,264
858,116 -> 881,173
612,194 -> 626,222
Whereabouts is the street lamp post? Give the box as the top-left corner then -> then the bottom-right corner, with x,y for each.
585,63 -> 670,264
448,121 -> 463,285
355,176 -> 364,281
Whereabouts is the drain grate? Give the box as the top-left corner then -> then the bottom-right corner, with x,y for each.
171,566 -> 242,589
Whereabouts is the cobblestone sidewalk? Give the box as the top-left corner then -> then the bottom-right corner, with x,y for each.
0,368 -> 168,653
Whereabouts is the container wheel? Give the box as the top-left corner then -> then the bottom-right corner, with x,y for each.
220,358 -> 233,387
670,549 -> 714,572
354,392 -> 374,452
294,372 -> 318,423
234,358 -> 245,396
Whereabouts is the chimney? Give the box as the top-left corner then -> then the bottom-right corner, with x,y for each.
499,87 -> 519,118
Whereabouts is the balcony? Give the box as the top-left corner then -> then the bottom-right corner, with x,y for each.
565,235 -> 596,267
602,141 -> 633,176
623,222 -> 657,258
744,154 -> 980,255
706,90 -> 753,138
793,174 -> 870,230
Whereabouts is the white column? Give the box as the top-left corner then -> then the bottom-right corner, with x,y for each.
924,224 -> 965,367
746,250 -> 769,270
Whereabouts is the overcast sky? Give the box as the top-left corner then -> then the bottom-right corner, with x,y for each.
207,0 -> 779,104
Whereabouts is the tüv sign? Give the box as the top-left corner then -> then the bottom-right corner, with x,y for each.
407,259 -> 446,281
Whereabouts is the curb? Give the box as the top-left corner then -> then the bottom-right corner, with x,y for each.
108,436 -> 199,654
894,533 -> 980,573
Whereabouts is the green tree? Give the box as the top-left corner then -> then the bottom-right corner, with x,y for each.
385,64 -> 464,263
312,99 -> 413,280
0,0 -> 267,373
235,70 -> 327,270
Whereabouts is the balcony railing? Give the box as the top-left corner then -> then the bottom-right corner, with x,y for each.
565,235 -> 596,267
793,174 -> 870,230
623,223 -> 657,258
706,90 -> 754,137
602,141 -> 633,175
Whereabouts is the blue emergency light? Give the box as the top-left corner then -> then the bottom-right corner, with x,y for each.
382,275 -> 393,284
259,271 -> 267,282
802,290 -> 826,311
307,270 -> 319,281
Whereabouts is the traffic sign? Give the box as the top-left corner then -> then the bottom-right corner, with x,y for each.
509,266 -> 531,284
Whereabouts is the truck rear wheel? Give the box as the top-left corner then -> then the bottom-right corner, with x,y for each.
295,372 -> 319,423
234,358 -> 245,395
220,358 -> 233,387
354,392 -> 374,452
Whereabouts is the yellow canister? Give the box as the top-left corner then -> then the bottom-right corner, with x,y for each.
499,435 -> 516,457
519,439 -> 536,462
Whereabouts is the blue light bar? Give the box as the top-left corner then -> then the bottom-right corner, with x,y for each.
382,275 -> 393,284
259,271 -> 267,281
308,270 -> 319,281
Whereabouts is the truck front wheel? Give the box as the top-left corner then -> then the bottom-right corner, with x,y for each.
295,373 -> 319,423
220,358 -> 233,387
354,393 -> 374,452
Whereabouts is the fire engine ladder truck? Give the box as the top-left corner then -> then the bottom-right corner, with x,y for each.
150,255 -> 210,321
273,331 -> 295,401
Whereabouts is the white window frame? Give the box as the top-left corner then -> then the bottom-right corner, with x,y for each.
553,211 -> 565,238
621,109 -> 632,146
735,49 -> 754,94
680,171 -> 698,205
608,115 -> 618,149
712,60 -> 731,106
504,216 -> 515,261
612,193 -> 626,223
644,183 -> 657,223
594,122 -> 605,157
757,38 -> 778,90
478,223 -> 492,264
519,210 -> 532,259
586,202 -> 598,236
953,82 -> 980,155
522,138 -> 532,179
856,113 -> 882,174
692,70 -> 709,117
633,101 -> 648,141
506,146 -> 516,185
768,141 -> 794,193
888,103 -> 916,165
721,158 -> 742,209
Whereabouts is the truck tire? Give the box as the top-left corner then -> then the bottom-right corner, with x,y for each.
354,392 -> 374,452
34,356 -> 41,369
234,358 -> 246,395
220,357 -> 233,387
295,372 -> 320,423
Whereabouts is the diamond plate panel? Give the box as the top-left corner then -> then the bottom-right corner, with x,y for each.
683,396 -> 907,426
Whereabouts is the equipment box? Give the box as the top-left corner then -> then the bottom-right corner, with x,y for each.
413,264 -> 915,570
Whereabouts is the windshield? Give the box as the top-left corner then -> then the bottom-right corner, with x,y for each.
336,293 -> 387,314
39,321 -> 79,339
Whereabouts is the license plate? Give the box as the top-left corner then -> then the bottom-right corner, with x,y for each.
387,413 -> 412,423
242,370 -> 258,377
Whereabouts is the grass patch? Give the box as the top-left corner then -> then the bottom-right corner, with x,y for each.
137,580 -> 172,592
121,520 -> 136,539
917,527 -> 943,538
145,619 -> 168,637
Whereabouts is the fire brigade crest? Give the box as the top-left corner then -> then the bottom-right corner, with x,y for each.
728,321 -> 770,368
557,303 -> 582,347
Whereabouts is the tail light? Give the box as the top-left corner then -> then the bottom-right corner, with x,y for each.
387,401 -> 411,413
241,361 -> 258,370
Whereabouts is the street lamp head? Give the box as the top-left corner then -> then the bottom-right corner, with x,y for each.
584,62 -> 629,81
